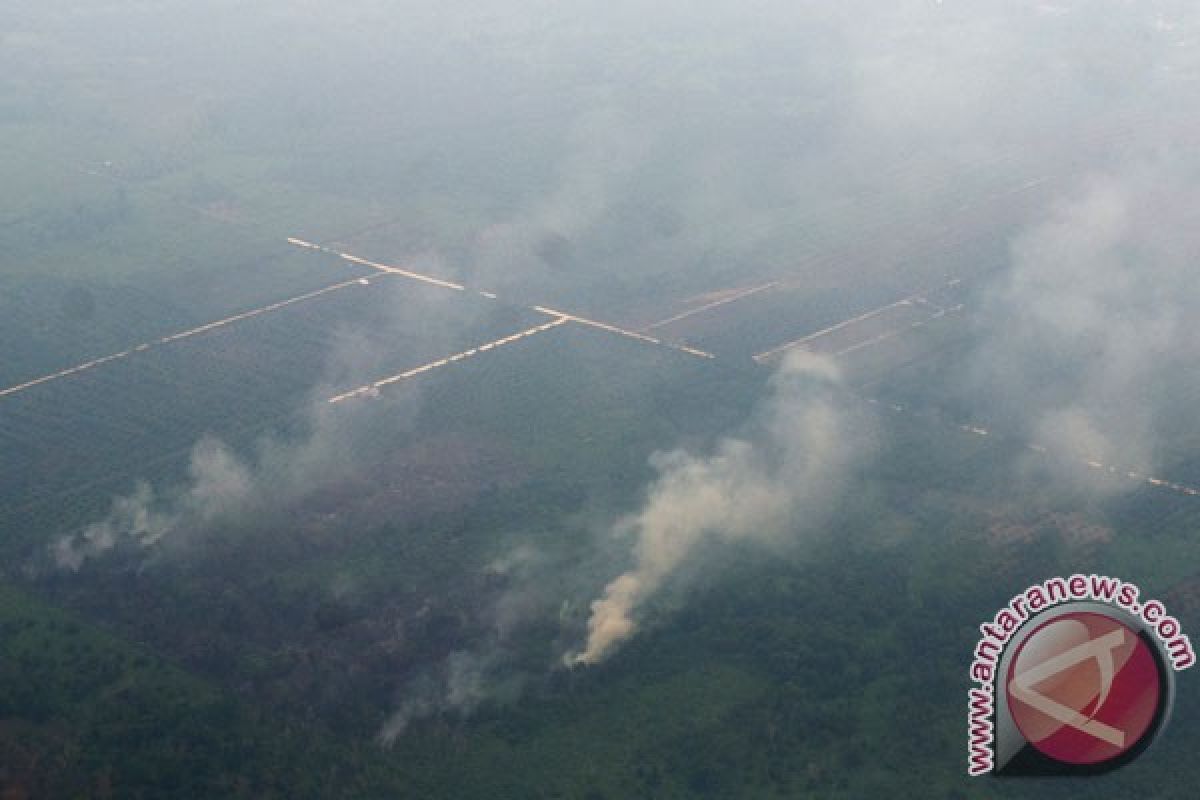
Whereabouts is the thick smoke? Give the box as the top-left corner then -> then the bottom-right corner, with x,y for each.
568,352 -> 872,665
968,165 -> 1200,485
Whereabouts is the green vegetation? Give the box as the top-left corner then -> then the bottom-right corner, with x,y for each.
4,4 -> 1199,797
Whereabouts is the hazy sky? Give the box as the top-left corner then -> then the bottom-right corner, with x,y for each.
10,0 -> 1200,738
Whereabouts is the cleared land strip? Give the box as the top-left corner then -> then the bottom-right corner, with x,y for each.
751,278 -> 962,363
0,275 -> 377,400
328,317 -> 568,404
532,305 -> 715,360
640,282 -> 779,333
828,303 -> 965,358
864,399 -> 1200,499
287,237 -> 716,362
727,278 -> 1200,499
287,237 -> 466,292
310,234 -> 1199,499
293,236 -> 1200,500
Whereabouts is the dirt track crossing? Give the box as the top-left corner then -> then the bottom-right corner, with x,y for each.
0,275 -> 377,401
288,237 -> 717,362
328,317 -> 569,404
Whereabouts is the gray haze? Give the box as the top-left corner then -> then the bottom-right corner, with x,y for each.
969,166 -> 1200,486
11,0 -> 1200,742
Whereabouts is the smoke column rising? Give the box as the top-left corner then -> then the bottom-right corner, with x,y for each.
569,351 -> 872,665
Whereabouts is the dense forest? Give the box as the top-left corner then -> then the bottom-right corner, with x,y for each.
4,2 -> 1200,797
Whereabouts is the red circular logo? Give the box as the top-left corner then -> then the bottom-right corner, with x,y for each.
1005,611 -> 1162,766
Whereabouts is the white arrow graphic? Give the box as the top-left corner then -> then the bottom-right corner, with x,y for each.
1008,627 -> 1128,748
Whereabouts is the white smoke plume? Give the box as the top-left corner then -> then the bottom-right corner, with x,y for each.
47,388 -> 386,572
374,543 -> 561,744
377,649 -> 497,746
52,436 -> 254,570
568,352 -> 871,665
969,165 -> 1200,487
